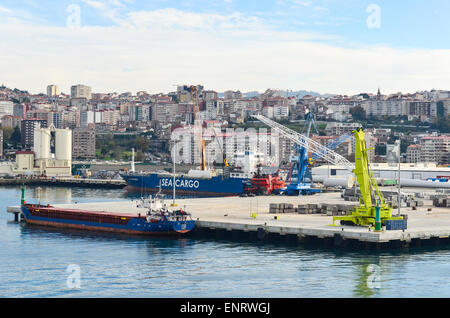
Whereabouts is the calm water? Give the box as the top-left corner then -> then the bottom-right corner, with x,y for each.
1,185 -> 450,298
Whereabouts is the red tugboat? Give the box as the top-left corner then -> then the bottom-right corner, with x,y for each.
243,164 -> 286,195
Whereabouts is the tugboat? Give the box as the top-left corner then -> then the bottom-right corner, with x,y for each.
243,164 -> 287,196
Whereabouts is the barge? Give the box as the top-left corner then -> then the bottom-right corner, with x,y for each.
19,189 -> 195,236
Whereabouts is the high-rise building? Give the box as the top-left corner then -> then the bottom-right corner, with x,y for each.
72,128 -> 96,160
71,85 -> 92,100
47,85 -> 59,97
21,119 -> 47,149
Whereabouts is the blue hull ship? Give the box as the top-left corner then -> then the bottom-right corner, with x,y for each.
20,204 -> 196,236
121,172 -> 248,196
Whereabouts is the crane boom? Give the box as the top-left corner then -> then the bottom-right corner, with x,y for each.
252,114 -> 354,171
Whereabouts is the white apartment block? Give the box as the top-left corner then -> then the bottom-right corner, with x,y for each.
419,136 -> 450,165
363,100 -> 407,117
262,106 -> 274,119
325,122 -> 361,136
273,104 -> 289,119
0,101 -> 14,117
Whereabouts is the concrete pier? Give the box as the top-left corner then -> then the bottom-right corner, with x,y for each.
0,177 -> 126,188
6,191 -> 450,249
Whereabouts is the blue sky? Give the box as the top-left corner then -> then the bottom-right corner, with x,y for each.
1,0 -> 450,94
2,0 -> 449,49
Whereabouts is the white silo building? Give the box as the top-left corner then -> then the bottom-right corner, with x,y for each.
55,128 -> 72,163
33,127 -> 51,161
18,125 -> 73,177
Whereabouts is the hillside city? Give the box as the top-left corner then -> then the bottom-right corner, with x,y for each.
0,84 -> 449,168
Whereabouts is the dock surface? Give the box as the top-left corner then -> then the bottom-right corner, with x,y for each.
7,191 -> 450,249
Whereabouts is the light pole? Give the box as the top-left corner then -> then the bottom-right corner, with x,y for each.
171,139 -> 178,207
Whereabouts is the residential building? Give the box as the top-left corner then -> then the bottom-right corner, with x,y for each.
72,128 -> 96,160
325,122 -> 361,136
406,144 -> 422,163
13,104 -> 26,118
1,115 -> 22,129
71,85 -> 92,100
420,136 -> 450,165
0,101 -> 14,117
21,118 -> 47,148
47,85 -> 59,97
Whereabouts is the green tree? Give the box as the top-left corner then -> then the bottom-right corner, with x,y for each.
431,115 -> 450,133
135,150 -> 145,161
10,126 -> 21,148
350,106 -> 366,121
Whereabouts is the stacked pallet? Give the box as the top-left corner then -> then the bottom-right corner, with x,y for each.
269,203 -> 296,214
297,204 -> 319,214
268,203 -> 358,215
319,203 -> 357,216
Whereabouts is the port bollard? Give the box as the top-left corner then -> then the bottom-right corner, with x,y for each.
374,206 -> 382,232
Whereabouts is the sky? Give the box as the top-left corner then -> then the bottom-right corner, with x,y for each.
1,0 -> 450,95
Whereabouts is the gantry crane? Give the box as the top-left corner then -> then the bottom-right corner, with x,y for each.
253,114 -> 404,227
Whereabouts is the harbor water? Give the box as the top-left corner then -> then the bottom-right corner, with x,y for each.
1,185 -> 450,298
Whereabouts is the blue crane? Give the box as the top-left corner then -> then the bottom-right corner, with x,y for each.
285,111 -> 321,195
285,112 -> 352,195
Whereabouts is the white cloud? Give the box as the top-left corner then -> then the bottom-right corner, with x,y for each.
1,7 -> 450,95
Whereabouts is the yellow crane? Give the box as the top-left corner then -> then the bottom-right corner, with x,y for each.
332,128 -> 404,229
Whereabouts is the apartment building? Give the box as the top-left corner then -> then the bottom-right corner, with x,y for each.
21,118 -> 47,148
406,144 -> 422,163
325,122 -> 361,136
0,100 -> 14,117
72,128 -> 96,160
47,85 -> 59,97
420,136 -> 450,165
71,85 -> 92,100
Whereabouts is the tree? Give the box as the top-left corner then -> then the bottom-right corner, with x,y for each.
431,115 -> 450,133
135,150 -> 145,161
350,106 -> 366,121
10,126 -> 21,148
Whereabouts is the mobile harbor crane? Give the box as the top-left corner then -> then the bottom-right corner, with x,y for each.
285,112 -> 321,195
252,114 -> 405,228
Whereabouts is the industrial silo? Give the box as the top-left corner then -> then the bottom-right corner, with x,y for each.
33,128 -> 51,160
40,128 -> 51,160
55,129 -> 72,162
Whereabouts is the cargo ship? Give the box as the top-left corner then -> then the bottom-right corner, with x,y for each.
121,169 -> 249,196
121,151 -> 266,196
19,191 -> 195,236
